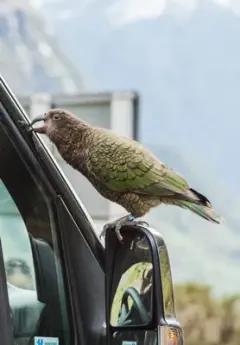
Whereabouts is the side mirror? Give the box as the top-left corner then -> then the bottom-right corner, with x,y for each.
105,226 -> 184,345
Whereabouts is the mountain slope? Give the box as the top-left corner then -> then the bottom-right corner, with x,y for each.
38,0 -> 240,295
144,144 -> 240,297
0,1 -> 84,94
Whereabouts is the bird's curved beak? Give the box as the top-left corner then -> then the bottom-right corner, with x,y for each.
29,114 -> 46,133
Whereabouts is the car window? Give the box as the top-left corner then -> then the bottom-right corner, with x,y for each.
0,179 -> 36,291
0,119 -> 70,345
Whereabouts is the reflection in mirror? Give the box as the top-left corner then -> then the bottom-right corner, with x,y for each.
155,235 -> 176,319
110,233 -> 153,327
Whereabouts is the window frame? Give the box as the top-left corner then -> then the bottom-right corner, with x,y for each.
0,104 -> 75,344
0,77 -> 104,268
0,85 -> 79,345
0,77 -> 106,345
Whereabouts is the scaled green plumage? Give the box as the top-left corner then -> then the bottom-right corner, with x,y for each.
29,109 -> 223,240
87,131 -> 189,196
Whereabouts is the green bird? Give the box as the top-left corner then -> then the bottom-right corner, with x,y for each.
28,109 -> 223,241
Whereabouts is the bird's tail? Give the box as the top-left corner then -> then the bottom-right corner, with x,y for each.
177,200 -> 223,224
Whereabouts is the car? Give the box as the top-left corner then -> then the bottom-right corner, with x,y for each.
0,76 -> 183,345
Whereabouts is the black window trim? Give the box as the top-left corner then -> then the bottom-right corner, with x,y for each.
0,101 -> 78,344
0,76 -> 105,269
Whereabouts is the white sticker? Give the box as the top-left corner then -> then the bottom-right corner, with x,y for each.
34,337 -> 59,345
122,342 -> 137,345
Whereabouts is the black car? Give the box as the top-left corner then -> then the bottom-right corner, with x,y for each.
0,76 -> 183,345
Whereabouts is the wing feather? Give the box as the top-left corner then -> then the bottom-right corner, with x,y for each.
88,131 -> 189,197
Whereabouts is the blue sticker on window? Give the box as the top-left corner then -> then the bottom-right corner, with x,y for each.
34,337 -> 59,345
122,342 -> 137,345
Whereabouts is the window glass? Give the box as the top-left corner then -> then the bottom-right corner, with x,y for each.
0,180 -> 36,290
156,236 -> 176,319
111,262 -> 153,326
110,234 -> 153,327
0,120 -> 70,345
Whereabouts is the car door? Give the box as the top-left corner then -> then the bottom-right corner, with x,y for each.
0,77 -> 106,345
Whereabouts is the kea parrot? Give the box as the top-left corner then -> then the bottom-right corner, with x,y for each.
26,109 -> 223,242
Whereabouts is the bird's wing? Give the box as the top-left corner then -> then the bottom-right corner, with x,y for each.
88,133 -> 189,197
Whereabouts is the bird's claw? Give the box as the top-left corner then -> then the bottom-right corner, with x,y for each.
100,227 -> 123,242
100,219 -> 125,242
100,216 -> 149,243
133,220 -> 149,228
100,224 -> 110,241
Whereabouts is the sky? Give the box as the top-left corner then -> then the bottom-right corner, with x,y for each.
106,0 -> 240,26
34,0 -> 240,26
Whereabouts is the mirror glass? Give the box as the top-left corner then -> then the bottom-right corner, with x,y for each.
110,232 -> 153,327
155,235 -> 176,319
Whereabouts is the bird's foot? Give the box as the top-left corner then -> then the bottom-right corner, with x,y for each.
100,215 -> 129,242
100,215 -> 149,243
131,219 -> 149,228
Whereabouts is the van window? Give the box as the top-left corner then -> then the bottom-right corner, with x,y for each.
0,119 -> 70,345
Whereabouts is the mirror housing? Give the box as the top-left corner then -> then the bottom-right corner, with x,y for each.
105,225 -> 184,345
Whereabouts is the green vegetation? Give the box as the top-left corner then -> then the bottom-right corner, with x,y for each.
109,250 -> 240,345
174,283 -> 240,345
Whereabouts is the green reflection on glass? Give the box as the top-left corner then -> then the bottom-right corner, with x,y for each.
111,262 -> 152,326
0,179 -> 19,214
158,239 -> 175,319
0,180 -> 36,290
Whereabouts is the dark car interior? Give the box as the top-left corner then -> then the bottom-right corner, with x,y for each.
10,235 -> 65,345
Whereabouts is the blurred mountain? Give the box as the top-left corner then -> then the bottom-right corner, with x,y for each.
36,0 -> 240,295
39,0 -> 240,190
0,0 -> 84,95
144,144 -> 240,297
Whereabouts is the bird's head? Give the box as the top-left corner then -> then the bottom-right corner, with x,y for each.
29,109 -> 81,136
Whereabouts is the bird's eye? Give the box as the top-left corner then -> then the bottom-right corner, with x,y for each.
52,114 -> 60,121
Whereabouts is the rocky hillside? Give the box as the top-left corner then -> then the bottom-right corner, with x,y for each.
0,0 -> 83,94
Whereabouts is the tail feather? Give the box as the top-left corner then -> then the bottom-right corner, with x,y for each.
189,188 -> 212,207
178,200 -> 223,224
185,188 -> 212,207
